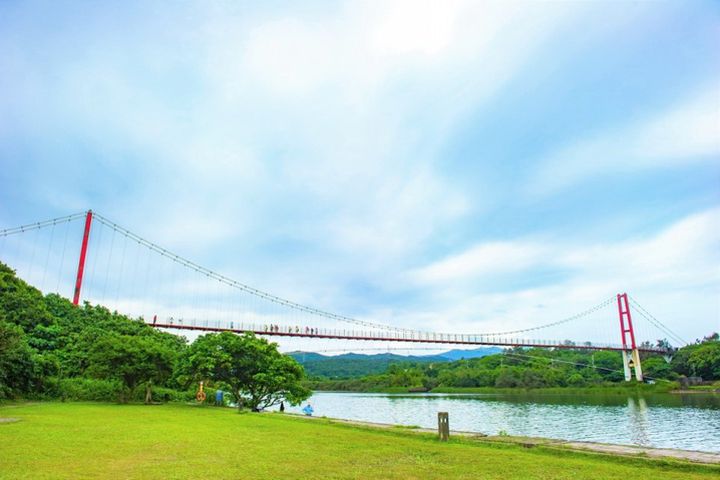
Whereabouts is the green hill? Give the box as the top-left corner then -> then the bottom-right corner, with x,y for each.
289,351 -> 449,378
289,347 -> 503,379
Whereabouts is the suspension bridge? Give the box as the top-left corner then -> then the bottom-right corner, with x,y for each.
1,210 -> 686,382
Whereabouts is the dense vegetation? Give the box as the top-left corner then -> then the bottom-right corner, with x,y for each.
289,348 -> 501,378
307,337 -> 720,392
0,262 -> 309,409
289,351 -> 449,378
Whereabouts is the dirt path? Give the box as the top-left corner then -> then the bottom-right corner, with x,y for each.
285,412 -> 720,465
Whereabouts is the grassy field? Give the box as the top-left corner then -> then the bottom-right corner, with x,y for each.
1,402 -> 718,479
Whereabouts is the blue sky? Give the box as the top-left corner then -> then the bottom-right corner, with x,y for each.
0,0 -> 718,350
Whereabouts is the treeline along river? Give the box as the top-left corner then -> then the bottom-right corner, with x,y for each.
277,391 -> 720,453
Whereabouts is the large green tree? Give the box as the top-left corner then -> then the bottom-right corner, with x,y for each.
0,319 -> 37,399
86,334 -> 177,403
180,332 -> 310,411
686,341 -> 720,380
0,261 -> 187,401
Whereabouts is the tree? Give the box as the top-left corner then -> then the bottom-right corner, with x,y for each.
86,334 -> 176,403
656,338 -> 673,352
0,319 -> 38,399
0,263 -> 54,332
687,341 -> 720,380
703,333 -> 719,342
671,335 -> 720,379
640,357 -> 673,380
181,332 -> 310,411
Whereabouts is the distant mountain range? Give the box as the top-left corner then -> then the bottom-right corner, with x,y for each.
288,347 -> 502,378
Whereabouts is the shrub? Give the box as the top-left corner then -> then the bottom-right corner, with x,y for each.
54,377 -> 123,401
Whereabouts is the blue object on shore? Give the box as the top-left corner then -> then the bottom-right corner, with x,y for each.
215,390 -> 223,405
302,404 -> 314,416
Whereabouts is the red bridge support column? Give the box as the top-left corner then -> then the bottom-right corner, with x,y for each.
617,292 -> 643,382
72,210 -> 93,305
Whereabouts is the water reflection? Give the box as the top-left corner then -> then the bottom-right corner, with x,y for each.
627,397 -> 649,446
278,392 -> 720,453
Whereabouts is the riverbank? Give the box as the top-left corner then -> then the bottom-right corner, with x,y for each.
289,413 -> 720,464
2,402 -> 719,479
309,382 -> 680,395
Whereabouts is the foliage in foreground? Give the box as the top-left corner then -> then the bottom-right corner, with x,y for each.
0,262 -> 308,406
177,331 -> 310,410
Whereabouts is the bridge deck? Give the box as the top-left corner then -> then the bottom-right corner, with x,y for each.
149,321 -> 665,353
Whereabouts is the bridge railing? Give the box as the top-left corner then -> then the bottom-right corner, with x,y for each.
145,316 -> 653,351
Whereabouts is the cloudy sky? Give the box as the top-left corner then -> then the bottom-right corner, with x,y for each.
1,0 -> 718,351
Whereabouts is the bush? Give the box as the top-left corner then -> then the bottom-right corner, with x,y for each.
129,385 -> 196,403
47,378 -> 196,403
54,377 -> 123,401
156,387 -> 196,403
567,373 -> 586,387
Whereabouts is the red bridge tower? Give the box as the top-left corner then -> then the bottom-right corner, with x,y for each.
617,292 -> 643,382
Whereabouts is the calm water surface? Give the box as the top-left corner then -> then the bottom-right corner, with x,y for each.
279,392 -> 720,453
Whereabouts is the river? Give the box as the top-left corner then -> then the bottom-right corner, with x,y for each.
276,391 -> 720,453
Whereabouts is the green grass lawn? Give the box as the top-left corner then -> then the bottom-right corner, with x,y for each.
1,402 -> 718,479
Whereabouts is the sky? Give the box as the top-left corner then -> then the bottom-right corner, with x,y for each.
0,0 -> 719,352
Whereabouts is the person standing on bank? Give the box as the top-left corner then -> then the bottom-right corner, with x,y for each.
279,401 -> 285,413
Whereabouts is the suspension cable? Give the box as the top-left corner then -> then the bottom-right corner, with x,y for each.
0,212 -> 86,237
628,297 -> 686,346
473,297 -> 616,336
93,212 -> 619,336
92,212 -> 410,332
502,351 -> 672,383
0,210 -> 636,340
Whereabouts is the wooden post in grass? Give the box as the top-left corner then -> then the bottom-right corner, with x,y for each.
438,412 -> 449,441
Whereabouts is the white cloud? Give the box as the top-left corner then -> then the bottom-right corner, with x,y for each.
410,241 -> 547,284
369,0 -> 462,56
2,0 -> 718,352
531,85 -> 720,194
0,0 -> 584,265
397,208 -> 720,342
243,18 -> 338,95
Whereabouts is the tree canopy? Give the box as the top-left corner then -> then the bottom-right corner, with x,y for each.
179,332 -> 310,410
86,333 -> 177,402
0,262 -> 309,406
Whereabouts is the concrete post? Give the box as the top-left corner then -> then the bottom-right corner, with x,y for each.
438,412 -> 449,441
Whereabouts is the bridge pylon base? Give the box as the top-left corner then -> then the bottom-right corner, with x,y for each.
622,348 -> 643,382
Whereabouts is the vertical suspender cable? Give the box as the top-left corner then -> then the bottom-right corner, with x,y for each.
130,238 -> 141,315
40,221 -> 56,293
27,225 -> 41,286
85,219 -> 103,304
141,244 -> 151,319
56,218 -> 70,295
0,227 -> 7,259
114,233 -> 128,307
101,225 -> 116,304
